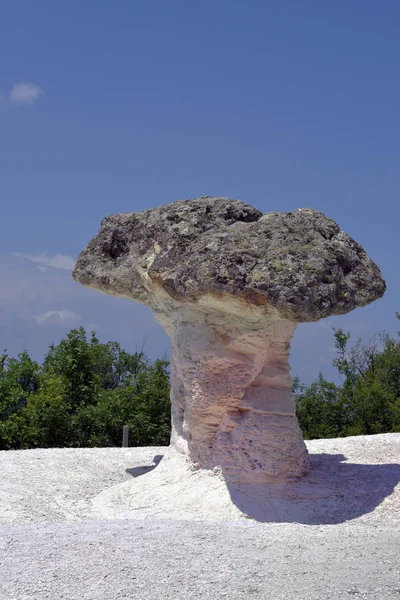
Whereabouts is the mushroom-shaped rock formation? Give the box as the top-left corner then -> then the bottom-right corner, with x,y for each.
73,197 -> 386,520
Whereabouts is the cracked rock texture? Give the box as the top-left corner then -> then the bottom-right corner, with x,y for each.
73,197 -> 386,491
73,196 -> 385,322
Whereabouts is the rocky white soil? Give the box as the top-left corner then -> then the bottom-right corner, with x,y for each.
0,434 -> 399,599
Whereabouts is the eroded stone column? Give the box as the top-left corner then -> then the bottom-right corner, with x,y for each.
160,296 -> 309,484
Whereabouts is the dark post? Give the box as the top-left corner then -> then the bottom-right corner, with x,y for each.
122,425 -> 129,448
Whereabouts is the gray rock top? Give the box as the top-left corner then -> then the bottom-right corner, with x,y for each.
73,196 -> 386,322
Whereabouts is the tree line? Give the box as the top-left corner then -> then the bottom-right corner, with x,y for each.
0,327 -> 171,449
1,316 -> 400,450
294,314 -> 400,438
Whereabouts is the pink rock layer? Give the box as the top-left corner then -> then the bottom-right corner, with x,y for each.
155,292 -> 309,484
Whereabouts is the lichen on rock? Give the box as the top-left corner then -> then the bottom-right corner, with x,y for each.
73,196 -> 385,323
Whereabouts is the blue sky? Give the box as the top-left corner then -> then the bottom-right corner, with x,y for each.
1,1 -> 399,383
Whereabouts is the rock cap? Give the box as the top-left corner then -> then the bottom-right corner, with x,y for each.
73,196 -> 386,322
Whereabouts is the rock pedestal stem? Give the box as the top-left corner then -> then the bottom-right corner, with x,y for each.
156,294 -> 309,483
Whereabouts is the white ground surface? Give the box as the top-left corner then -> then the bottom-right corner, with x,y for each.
1,434 -> 399,599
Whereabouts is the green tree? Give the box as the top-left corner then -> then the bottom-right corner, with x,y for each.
16,373 -> 70,449
294,314 -> 400,439
0,351 -> 40,449
75,358 -> 171,447
0,328 -> 172,449
332,325 -> 399,435
43,327 -> 98,410
294,373 -> 345,439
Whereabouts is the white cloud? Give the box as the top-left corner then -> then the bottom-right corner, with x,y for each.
0,255 -> 169,362
10,82 -> 44,105
14,253 -> 75,271
34,309 -> 80,325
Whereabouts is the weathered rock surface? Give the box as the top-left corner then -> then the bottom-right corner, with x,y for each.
73,196 -> 385,322
73,197 -> 386,503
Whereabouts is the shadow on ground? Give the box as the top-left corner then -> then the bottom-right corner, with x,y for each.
124,452 -> 399,524
226,453 -> 400,524
126,454 -> 164,478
